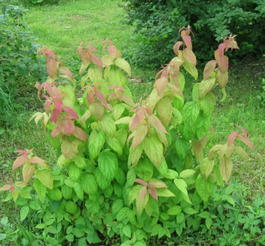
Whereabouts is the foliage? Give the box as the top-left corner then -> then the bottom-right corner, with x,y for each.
123,0 -> 265,68
0,5 -> 45,126
0,29 -> 254,245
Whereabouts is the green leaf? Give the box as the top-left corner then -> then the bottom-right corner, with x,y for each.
135,159 -> 153,181
117,207 -> 131,221
199,92 -> 216,117
144,136 -> 163,167
88,130 -> 105,159
35,169 -> 53,189
112,199 -> 124,215
206,217 -> 212,229
174,178 -> 191,204
74,155 -> 87,169
115,57 -> 131,76
184,207 -> 197,215
122,225 -> 132,238
199,158 -> 215,178
179,169 -> 195,179
95,168 -> 110,189
33,179 -> 47,201
195,175 -> 214,202
157,189 -> 175,197
73,183 -> 84,200
128,185 -> 141,204
113,104 -> 126,120
156,97 -> 173,126
20,206 -> 29,221
68,164 -> 81,181
128,144 -> 143,167
98,151 -> 118,181
136,186 -> 149,215
80,174 -> 98,195
175,138 -> 190,160
182,101 -> 200,123
99,115 -> 116,136
183,61 -> 198,80
106,137 -> 123,155
48,188 -> 62,201
167,206 -> 181,215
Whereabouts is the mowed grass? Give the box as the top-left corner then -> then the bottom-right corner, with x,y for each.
25,0 -> 134,64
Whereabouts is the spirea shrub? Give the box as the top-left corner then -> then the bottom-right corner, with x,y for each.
0,27 -> 254,245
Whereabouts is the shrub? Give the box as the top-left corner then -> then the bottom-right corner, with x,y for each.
0,5 -> 45,126
0,28 -> 254,245
123,0 -> 265,68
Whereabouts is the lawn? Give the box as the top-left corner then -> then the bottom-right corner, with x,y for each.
0,0 -> 264,245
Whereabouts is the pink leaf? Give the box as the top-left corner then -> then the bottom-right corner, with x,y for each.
63,106 -> 78,120
148,115 -> 167,134
94,88 -> 110,109
203,60 -> 217,80
60,119 -> 75,135
180,27 -> 192,49
30,157 -> 47,167
183,48 -> 196,66
135,179 -> 147,186
12,155 -> 28,170
90,53 -> 103,68
148,185 -> 158,200
73,127 -> 87,141
130,108 -> 145,130
154,77 -> 168,96
173,41 -> 184,55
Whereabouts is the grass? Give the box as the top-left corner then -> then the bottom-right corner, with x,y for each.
25,0 -> 131,63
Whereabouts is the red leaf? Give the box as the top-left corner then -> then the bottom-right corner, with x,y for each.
50,108 -> 62,123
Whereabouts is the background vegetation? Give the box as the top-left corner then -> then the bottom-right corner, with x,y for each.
123,0 -> 265,69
